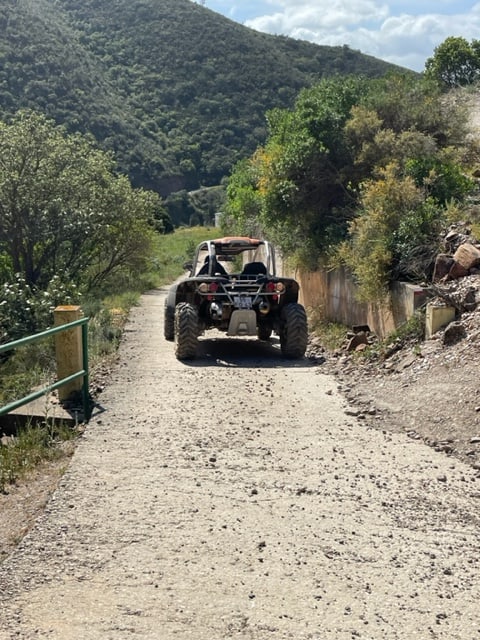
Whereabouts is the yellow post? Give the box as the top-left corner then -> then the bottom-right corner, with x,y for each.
54,305 -> 83,402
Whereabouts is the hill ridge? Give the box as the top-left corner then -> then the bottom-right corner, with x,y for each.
0,0 -> 408,207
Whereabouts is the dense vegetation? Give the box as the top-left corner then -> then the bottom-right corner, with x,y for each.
225,73 -> 480,300
0,0 -> 403,221
0,110 -> 166,344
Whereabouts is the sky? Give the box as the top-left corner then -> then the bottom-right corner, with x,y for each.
197,1 -> 480,72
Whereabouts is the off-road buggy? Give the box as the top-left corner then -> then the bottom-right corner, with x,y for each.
164,236 -> 308,360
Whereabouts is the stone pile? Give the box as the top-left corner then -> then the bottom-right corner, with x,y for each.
429,224 -> 480,326
433,223 -> 480,283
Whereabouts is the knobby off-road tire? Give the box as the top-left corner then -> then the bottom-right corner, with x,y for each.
174,302 -> 199,360
164,306 -> 175,341
280,303 -> 308,359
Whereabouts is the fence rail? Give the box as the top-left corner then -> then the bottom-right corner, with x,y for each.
0,317 -> 91,422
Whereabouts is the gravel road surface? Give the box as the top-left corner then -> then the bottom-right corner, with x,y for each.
1,287 -> 480,639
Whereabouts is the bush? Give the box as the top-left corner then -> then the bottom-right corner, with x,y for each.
0,275 -> 81,344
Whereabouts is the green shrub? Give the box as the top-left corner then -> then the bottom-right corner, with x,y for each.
0,274 -> 81,344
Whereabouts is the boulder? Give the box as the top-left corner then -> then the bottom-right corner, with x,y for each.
443,321 -> 467,346
346,331 -> 368,352
433,254 -> 454,281
448,261 -> 470,280
453,242 -> 480,270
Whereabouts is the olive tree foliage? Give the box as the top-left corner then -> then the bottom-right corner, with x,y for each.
224,157 -> 264,238
425,37 -> 480,89
0,111 -> 164,341
0,110 -> 161,293
225,76 -> 367,265
336,164 -> 442,301
226,73 -> 476,298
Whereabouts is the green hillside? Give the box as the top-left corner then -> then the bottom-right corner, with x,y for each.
0,0 -> 407,202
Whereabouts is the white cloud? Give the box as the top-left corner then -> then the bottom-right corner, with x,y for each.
238,1 -> 480,71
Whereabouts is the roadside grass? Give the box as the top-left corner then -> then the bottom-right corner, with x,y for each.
308,306 -> 348,351
0,421 -> 77,494
149,226 -> 216,287
0,226 -> 216,491
0,350 -> 54,406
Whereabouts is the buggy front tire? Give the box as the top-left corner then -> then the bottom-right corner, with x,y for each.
174,303 -> 199,360
280,303 -> 308,359
164,305 -> 175,341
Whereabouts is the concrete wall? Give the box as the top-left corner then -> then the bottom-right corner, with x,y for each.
284,265 -> 427,339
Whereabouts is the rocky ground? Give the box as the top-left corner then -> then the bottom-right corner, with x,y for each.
308,276 -> 480,471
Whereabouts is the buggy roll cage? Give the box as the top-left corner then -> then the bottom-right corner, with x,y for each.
191,237 -> 276,277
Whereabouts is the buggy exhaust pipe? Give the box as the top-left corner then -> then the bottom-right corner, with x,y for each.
259,300 -> 270,315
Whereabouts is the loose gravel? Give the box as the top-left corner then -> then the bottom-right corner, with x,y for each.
1,288 -> 479,639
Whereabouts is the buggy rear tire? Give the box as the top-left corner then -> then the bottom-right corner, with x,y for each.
280,303 -> 308,359
175,302 -> 199,360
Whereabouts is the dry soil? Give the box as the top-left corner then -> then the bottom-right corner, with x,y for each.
1,287 -> 480,640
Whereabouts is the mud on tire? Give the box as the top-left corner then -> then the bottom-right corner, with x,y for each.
280,303 -> 308,359
174,302 -> 199,360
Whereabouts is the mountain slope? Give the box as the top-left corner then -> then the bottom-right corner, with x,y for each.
0,0 -> 408,198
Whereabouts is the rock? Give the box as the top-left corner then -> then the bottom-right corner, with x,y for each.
352,324 -> 370,334
430,277 -> 480,312
443,321 -> 467,345
448,261 -> 470,280
346,332 -> 368,352
396,354 -> 419,371
453,242 -> 480,270
433,254 -> 454,282
445,229 -> 472,253
355,343 -> 368,352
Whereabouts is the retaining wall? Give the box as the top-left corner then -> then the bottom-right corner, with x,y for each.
284,266 -> 427,339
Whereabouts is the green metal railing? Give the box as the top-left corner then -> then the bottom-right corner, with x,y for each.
0,317 -> 91,422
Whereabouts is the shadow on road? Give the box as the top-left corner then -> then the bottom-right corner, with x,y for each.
183,335 -> 322,369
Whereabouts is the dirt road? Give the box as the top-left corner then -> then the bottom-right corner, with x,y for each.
1,288 -> 480,639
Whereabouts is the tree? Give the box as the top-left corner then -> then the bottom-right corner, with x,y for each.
337,163 -> 441,301
226,77 -> 367,262
0,110 -> 161,293
224,157 -> 264,237
425,37 -> 480,88
226,73 -> 474,292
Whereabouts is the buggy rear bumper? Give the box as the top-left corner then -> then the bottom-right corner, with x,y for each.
227,310 -> 257,336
